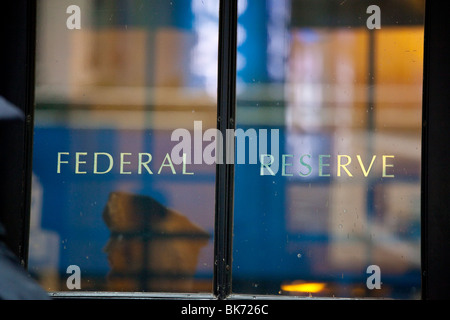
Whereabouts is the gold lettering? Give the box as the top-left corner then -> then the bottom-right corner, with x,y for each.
94,152 -> 113,174
260,154 -> 275,176
75,152 -> 87,174
337,155 -> 353,177
57,152 -> 69,173
120,153 -> 132,174
158,153 -> 176,175
319,155 -> 331,177
182,153 -> 194,175
382,155 -> 395,178
138,153 -> 152,174
282,154 -> 293,176
357,155 -> 377,177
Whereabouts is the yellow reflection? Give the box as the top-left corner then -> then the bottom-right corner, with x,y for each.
281,281 -> 326,293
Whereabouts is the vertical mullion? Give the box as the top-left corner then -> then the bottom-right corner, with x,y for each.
421,0 -> 450,300
23,0 -> 37,269
0,0 -> 36,265
214,0 -> 237,300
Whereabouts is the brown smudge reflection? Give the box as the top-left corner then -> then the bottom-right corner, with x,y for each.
102,191 -> 210,292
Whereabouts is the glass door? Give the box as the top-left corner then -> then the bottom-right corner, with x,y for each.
232,0 -> 424,299
29,0 -> 219,294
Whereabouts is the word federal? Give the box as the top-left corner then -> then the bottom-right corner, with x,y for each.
56,152 -> 195,176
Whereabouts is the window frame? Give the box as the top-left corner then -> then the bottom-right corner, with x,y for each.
0,0 -> 448,300
0,1 -> 36,268
420,0 -> 450,300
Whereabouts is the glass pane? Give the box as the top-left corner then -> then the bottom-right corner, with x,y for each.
29,0 -> 219,293
232,0 -> 424,299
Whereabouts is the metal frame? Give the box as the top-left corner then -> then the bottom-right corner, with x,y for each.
0,1 -> 36,267
0,0 -> 449,300
214,0 -> 238,300
421,0 -> 450,300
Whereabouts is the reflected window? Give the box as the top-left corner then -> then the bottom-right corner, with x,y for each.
29,0 -> 219,293
232,0 -> 424,299
28,0 -> 425,300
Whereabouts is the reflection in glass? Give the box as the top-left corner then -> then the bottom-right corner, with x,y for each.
233,0 -> 423,299
29,0 -> 218,293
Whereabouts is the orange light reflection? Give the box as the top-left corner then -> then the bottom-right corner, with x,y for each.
281,282 -> 326,293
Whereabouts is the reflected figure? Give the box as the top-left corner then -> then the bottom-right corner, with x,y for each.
0,223 -> 49,300
102,192 -> 210,292
0,96 -> 49,299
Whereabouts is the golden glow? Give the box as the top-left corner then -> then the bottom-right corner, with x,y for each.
281,282 -> 326,293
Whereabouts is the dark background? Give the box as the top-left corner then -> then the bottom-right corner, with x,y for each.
0,2 -> 35,266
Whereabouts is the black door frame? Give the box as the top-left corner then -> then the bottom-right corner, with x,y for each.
420,0 -> 450,300
0,1 -> 36,268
